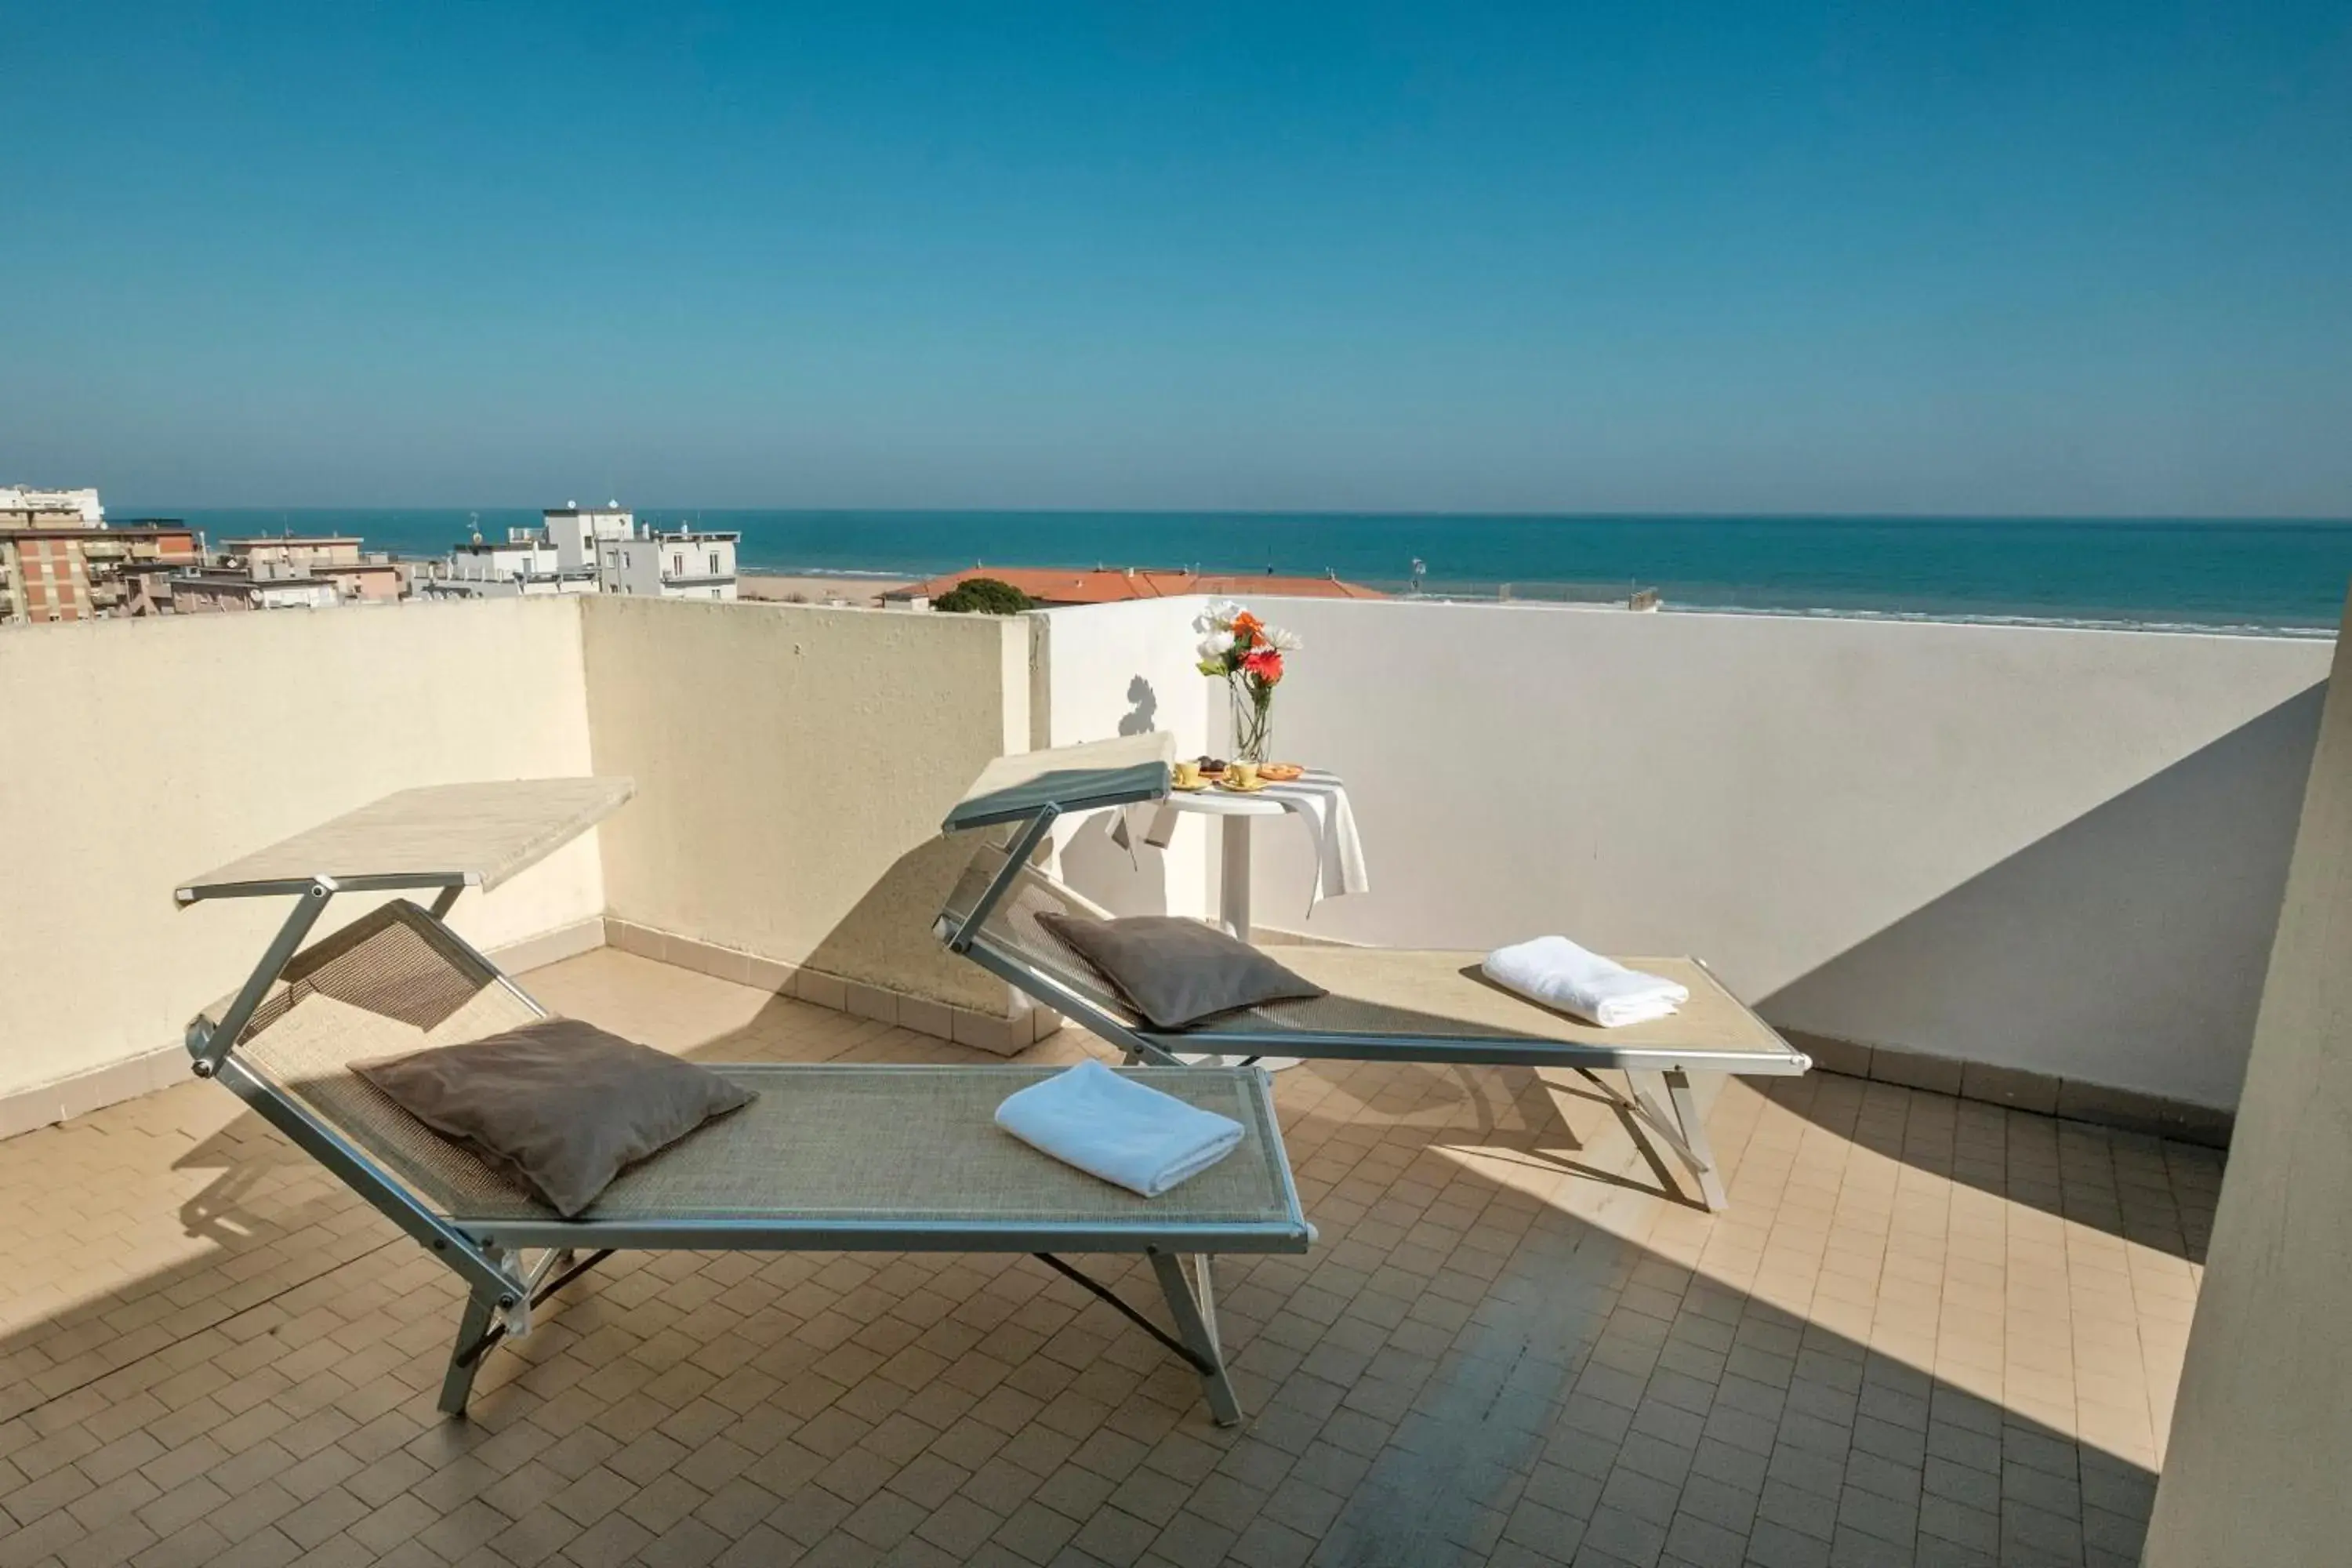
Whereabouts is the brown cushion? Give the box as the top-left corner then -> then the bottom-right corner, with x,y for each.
357,1018 -> 755,1217
1037,913 -> 1327,1030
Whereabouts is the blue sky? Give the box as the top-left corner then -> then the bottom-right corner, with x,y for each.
4,2 -> 2347,514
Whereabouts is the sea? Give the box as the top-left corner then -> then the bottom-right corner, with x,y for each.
143,510 -> 2352,635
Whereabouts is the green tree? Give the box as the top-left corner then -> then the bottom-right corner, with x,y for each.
931,576 -> 1033,615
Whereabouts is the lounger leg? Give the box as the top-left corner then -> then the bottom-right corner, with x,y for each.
1622,1069 -> 1729,1211
1150,1252 -> 1242,1427
1664,1071 -> 1730,1211
437,1286 -> 502,1417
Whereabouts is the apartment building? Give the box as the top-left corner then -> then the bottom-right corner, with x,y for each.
219,535 -> 407,605
0,517 -> 205,625
425,503 -> 738,601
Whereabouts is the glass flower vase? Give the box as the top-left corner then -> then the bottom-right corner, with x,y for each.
1232,677 -> 1276,765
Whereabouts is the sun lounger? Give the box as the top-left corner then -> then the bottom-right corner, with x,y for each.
936,735 -> 1812,1210
176,779 -> 1309,1425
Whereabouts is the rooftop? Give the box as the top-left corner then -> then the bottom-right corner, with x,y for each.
0,943 -> 2207,1568
0,524 -> 200,542
0,588 -> 2343,1565
223,536 -> 365,548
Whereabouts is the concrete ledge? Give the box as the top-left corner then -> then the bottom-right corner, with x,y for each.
1780,1026 -> 2233,1149
0,1044 -> 188,1142
604,917 -> 1060,1058
1252,925 -> 1367,949
495,916 -> 608,976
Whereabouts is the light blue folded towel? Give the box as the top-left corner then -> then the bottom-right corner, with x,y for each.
995,1059 -> 1243,1197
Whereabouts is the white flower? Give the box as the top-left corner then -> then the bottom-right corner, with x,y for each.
1196,631 -> 1235,659
1205,598 -> 1243,622
1265,625 -> 1301,652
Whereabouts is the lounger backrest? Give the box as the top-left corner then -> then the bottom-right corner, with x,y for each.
938,832 -> 1146,1034
220,900 -> 550,1216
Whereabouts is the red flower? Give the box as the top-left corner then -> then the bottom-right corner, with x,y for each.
1241,648 -> 1283,686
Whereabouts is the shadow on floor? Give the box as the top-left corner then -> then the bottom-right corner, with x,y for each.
1750,688 -> 2325,1263
0,1009 -> 2169,1568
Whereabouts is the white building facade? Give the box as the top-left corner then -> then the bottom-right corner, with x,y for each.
428,533 -> 596,598
603,525 -> 739,601
430,504 -> 737,602
0,485 -> 105,525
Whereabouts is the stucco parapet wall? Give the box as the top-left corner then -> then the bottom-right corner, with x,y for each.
579,595 -> 1034,1017
1236,596 -> 2334,1112
0,596 -> 605,1109
0,913 -> 608,1141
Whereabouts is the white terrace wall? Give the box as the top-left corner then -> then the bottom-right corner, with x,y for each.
1102,597 -> 2330,1112
2146,601 -> 2352,1563
579,596 -> 1033,1021
0,600 -> 604,1127
1030,598 -> 1223,922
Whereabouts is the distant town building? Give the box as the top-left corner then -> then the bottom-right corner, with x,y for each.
0,491 -> 425,624
168,567 -> 343,614
0,485 -> 204,623
603,523 -> 739,601
0,486 -> 105,527
433,528 -> 590,597
423,503 -> 739,602
219,535 -> 407,606
880,565 -> 1386,610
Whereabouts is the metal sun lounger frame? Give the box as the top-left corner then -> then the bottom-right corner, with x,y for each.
174,779 -> 1310,1426
936,734 -> 1813,1213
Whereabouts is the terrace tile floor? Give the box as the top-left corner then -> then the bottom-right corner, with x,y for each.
0,947 -> 2217,1568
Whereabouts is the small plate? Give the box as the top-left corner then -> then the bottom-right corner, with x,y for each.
1216,779 -> 1272,793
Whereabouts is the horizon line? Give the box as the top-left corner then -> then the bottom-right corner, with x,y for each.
111,505 -> 2352,526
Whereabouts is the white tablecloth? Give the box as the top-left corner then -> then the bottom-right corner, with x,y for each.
1122,770 -> 1370,920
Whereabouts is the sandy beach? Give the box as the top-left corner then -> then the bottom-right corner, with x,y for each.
737,571 -> 907,608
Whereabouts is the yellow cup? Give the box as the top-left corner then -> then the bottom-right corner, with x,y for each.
1229,760 -> 1260,789
1172,760 -> 1201,789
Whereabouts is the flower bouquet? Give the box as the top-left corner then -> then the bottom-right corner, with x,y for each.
1195,599 -> 1301,765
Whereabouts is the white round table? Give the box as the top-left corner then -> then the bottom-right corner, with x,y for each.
1155,782 -> 1298,940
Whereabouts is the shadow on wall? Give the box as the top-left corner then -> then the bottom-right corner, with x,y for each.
1755,685 -> 2323,1226
1072,668 -> 1194,917
797,834 -> 1001,1010
1059,811 -> 1171,918
1118,675 -> 1158,736
1760,684 -> 2323,1111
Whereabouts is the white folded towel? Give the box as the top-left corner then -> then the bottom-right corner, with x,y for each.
1483,936 -> 1690,1028
994,1059 -> 1245,1197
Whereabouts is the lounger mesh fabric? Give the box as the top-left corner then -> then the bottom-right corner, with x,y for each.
944,840 -> 1149,1029
231,898 -> 1294,1229
1184,949 -> 1784,1054
185,773 -> 1299,1428
230,899 -> 497,1043
945,838 -> 1801,1062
